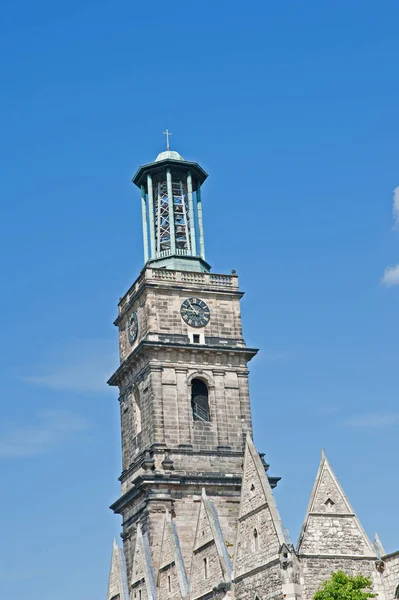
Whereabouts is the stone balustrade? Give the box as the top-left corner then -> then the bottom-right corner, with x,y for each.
118,268 -> 239,314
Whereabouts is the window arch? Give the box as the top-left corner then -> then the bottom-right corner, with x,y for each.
191,378 -> 210,421
395,584 -> 399,599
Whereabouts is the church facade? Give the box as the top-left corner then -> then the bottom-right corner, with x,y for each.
106,147 -> 399,600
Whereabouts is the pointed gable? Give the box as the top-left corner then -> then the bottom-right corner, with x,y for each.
157,511 -> 189,600
297,450 -> 375,557
131,524 -> 157,600
107,539 -> 129,600
189,489 -> 232,600
233,436 -> 302,600
233,434 -> 287,580
307,450 -> 351,514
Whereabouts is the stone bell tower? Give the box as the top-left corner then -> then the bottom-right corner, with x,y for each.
108,143 -> 273,581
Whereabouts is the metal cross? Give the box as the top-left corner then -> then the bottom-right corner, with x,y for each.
162,129 -> 172,150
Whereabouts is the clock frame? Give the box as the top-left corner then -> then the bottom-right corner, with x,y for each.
180,297 -> 210,328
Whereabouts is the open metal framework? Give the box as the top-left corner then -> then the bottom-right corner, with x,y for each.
139,167 -> 206,264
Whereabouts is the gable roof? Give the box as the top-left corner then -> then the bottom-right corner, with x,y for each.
297,450 -> 375,556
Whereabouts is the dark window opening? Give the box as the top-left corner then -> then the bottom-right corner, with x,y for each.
193,334 -> 200,344
191,378 -> 210,421
168,575 -> 171,593
204,557 -> 208,579
253,528 -> 259,551
395,585 -> 399,599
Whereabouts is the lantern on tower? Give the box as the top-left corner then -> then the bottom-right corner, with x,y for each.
132,134 -> 209,272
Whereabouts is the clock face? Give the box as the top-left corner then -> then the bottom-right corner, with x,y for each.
180,297 -> 210,328
127,311 -> 138,345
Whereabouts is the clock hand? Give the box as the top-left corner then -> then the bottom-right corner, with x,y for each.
188,300 -> 199,316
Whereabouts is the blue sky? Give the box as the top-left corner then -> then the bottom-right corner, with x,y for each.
1,1 -> 398,598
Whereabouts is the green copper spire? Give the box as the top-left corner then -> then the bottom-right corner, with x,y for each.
132,134 -> 210,272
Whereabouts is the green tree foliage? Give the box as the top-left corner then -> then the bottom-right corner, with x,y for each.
314,571 -> 377,600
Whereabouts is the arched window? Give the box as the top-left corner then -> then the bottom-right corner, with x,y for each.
395,584 -> 399,599
253,528 -> 259,552
191,379 -> 210,421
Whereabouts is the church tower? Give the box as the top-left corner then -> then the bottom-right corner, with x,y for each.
108,144 -> 272,580
106,143 -> 399,600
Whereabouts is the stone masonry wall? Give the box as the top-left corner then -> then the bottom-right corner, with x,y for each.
383,552 -> 399,599
158,564 -> 181,600
172,491 -> 239,573
121,486 -> 240,580
118,282 -> 245,364
300,557 -> 384,600
234,563 -> 283,600
190,541 -> 226,600
131,580 -> 148,600
310,468 -> 349,513
299,515 -> 372,555
234,510 -> 280,579
118,352 -> 253,495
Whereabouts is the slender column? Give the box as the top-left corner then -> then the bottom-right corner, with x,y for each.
187,172 -> 197,256
147,174 -> 156,258
180,180 -> 190,252
157,182 -> 161,253
166,168 -> 176,254
140,185 -> 149,263
196,183 -> 206,260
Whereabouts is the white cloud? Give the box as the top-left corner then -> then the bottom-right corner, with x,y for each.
344,413 -> 399,427
0,410 -> 88,458
381,187 -> 399,284
381,264 -> 399,286
23,340 -> 117,393
393,186 -> 399,229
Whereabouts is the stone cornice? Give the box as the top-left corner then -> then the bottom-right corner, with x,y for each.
297,553 -> 378,560
108,341 -> 258,386
307,512 -> 356,517
119,446 -> 244,484
110,472 -> 243,515
382,549 -> 399,560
